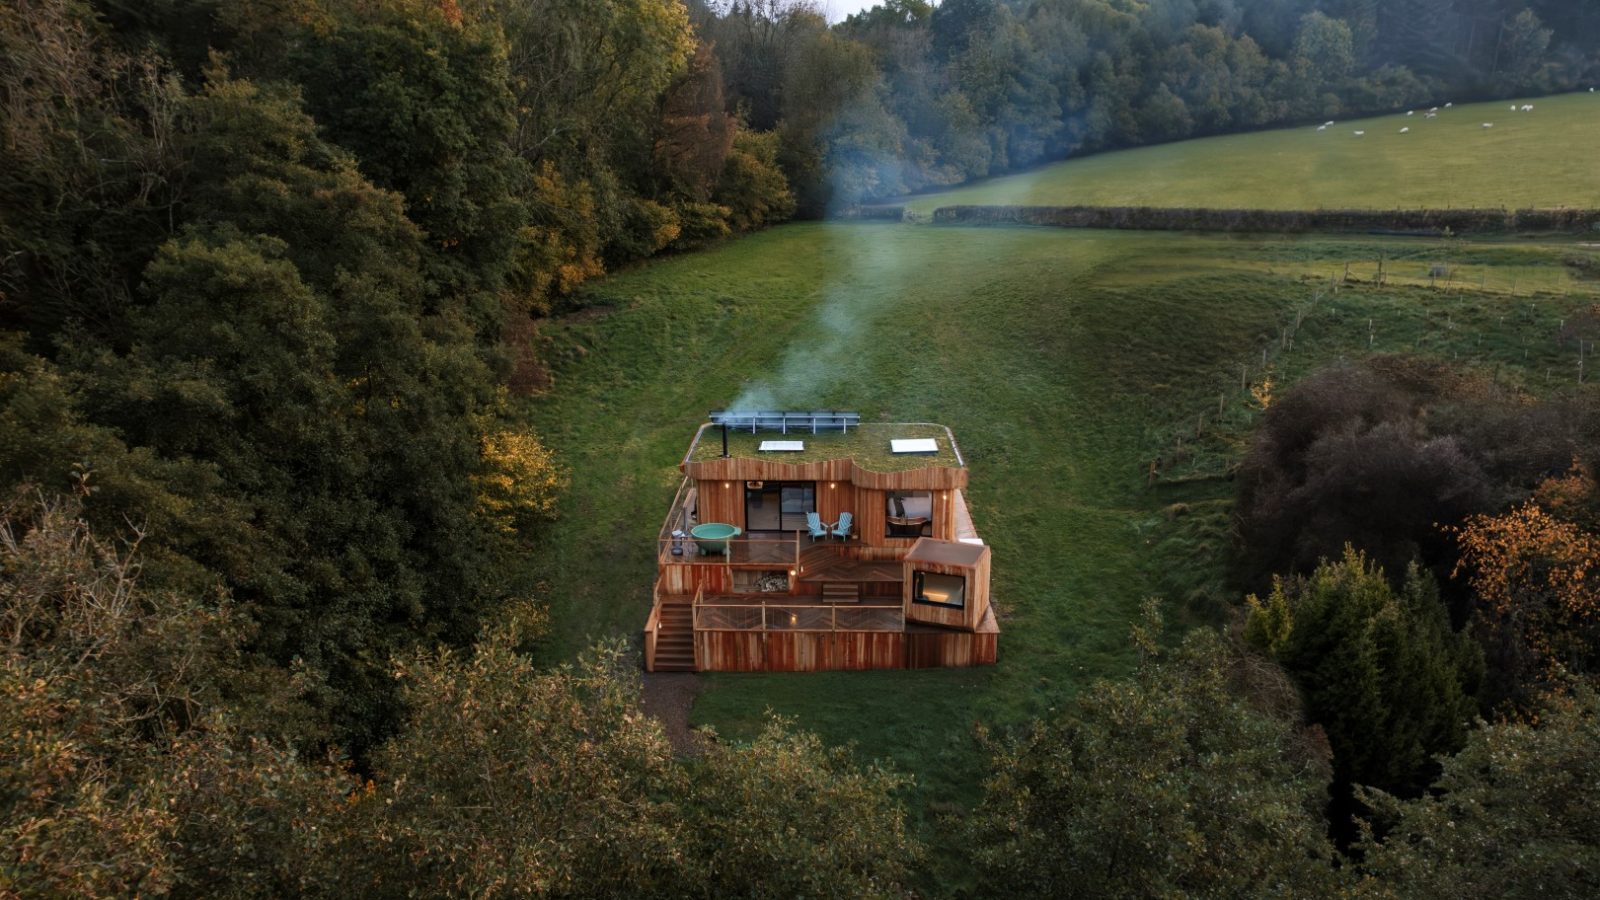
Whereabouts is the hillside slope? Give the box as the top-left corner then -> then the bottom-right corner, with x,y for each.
898,92 -> 1600,214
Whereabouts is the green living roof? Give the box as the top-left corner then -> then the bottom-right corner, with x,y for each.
686,422 -> 963,472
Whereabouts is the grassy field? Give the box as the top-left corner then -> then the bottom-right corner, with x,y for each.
518,222 -> 1599,881
897,92 -> 1600,214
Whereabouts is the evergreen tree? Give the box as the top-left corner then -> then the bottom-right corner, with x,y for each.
1246,549 -> 1482,797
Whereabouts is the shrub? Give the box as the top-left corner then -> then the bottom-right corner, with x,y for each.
1235,361 -> 1494,593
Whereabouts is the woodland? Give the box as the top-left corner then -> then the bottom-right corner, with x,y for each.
3,0 -> 1599,896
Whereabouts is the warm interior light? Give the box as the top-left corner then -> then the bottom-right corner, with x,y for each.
788,569 -> 796,577
789,613 -> 798,626
829,482 -> 835,489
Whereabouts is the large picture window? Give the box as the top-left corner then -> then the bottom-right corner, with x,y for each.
744,481 -> 815,532
885,490 -> 933,538
912,570 -> 966,609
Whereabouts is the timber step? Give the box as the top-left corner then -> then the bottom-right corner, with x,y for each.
821,582 -> 861,603
652,601 -> 697,672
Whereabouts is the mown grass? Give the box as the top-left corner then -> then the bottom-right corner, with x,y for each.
897,92 -> 1600,214
517,222 -> 1599,886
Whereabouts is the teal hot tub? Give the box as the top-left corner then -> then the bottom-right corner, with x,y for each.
690,522 -> 742,556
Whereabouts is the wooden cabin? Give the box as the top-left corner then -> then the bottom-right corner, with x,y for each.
644,413 -> 999,673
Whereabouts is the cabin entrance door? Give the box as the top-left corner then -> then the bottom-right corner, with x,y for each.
744,481 -> 815,533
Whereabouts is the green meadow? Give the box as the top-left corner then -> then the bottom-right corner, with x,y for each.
898,92 -> 1600,214
521,221 -> 1599,868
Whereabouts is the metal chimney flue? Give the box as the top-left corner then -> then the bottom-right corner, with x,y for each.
721,423 -> 729,458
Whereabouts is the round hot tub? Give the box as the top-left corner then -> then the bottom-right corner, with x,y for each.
689,522 -> 742,556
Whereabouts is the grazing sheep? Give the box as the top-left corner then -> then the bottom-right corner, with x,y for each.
1325,120 -> 1335,126
1523,104 -> 1534,111
1482,122 -> 1494,128
1445,102 -> 1453,107
1425,111 -> 1437,118
1430,106 -> 1439,112
1399,127 -> 1410,133
1317,124 -> 1327,131
1511,104 -> 1519,111
1407,110 -> 1415,116
1354,130 -> 1365,136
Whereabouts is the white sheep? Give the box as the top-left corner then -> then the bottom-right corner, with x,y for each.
1317,124 -> 1327,131
1407,110 -> 1415,116
1523,104 -> 1534,111
1399,127 -> 1410,133
1430,106 -> 1439,112
1325,120 -> 1335,126
1482,122 -> 1494,128
1354,130 -> 1365,136
1445,102 -> 1453,108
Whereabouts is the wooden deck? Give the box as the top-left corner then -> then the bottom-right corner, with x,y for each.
796,543 -> 902,583
693,593 -> 897,608
659,535 -> 799,566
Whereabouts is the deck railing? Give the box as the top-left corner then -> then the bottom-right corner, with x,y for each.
659,533 -> 801,567
643,576 -> 665,671
657,477 -> 696,544
694,600 -> 903,633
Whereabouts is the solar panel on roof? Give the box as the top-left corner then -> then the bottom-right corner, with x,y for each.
890,438 -> 939,454
708,410 -> 860,433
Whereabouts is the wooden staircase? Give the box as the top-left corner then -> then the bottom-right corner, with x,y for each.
821,582 -> 861,603
653,597 -> 696,672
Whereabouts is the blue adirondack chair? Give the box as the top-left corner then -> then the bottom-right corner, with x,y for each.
831,511 -> 854,541
805,511 -> 828,541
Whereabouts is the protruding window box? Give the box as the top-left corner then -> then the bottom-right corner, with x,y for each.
903,538 -> 991,631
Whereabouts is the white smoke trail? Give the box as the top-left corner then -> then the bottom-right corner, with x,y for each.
725,222 -> 913,412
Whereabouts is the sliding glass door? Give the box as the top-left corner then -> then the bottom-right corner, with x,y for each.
744,481 -> 816,533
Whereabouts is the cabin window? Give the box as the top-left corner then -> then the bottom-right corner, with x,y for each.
744,481 -> 815,532
885,491 -> 933,538
912,570 -> 966,609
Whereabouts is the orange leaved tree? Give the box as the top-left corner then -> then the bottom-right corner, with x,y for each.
1454,466 -> 1600,701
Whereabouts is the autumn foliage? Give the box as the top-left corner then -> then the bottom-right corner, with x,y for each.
476,430 -> 567,534
1454,463 -> 1600,695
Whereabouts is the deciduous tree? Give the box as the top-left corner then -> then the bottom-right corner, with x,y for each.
970,613 -> 1339,897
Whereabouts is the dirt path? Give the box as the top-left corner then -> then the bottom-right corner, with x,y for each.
640,672 -> 704,755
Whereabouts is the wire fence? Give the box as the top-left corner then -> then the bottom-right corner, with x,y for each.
1150,259 -> 1599,486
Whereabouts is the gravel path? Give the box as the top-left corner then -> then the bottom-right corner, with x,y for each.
640,672 -> 704,755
